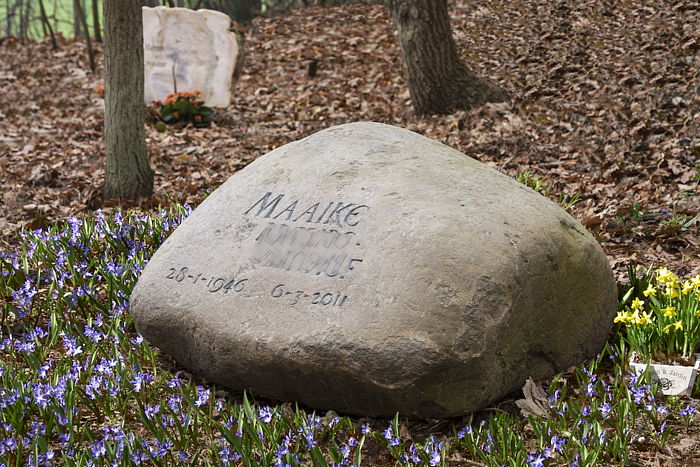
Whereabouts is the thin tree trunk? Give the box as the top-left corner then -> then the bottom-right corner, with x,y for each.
103,0 -> 154,201
38,0 -> 58,49
74,0 -> 95,72
386,0 -> 505,115
73,0 -> 82,37
5,0 -> 12,36
91,0 -> 101,42
53,0 -> 58,36
18,0 -> 27,41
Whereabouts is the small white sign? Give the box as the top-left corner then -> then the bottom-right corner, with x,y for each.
630,354 -> 700,396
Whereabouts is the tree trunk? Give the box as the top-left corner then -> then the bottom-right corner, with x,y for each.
18,0 -> 28,41
73,0 -> 82,37
38,0 -> 58,48
91,0 -> 101,42
6,0 -> 14,36
385,0 -> 505,115
74,0 -> 95,72
103,0 -> 154,201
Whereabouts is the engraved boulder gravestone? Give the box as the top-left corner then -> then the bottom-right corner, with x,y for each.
130,122 -> 617,418
142,7 -> 243,107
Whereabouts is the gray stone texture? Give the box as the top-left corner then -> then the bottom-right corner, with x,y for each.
130,122 -> 617,419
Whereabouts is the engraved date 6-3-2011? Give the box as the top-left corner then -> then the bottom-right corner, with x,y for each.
165,266 -> 247,294
270,284 -> 348,307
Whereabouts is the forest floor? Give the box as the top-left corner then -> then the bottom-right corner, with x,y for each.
1,0 -> 699,277
1,1 -> 700,464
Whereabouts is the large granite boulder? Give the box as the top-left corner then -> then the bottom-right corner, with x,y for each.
130,122 -> 617,419
142,7 -> 244,107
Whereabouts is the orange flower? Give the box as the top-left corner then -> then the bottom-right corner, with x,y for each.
194,115 -> 202,121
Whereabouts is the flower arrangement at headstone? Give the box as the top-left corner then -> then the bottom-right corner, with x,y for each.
615,267 -> 700,395
152,90 -> 213,128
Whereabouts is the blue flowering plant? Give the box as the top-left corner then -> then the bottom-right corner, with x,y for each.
0,206 -> 698,464
615,267 -> 700,364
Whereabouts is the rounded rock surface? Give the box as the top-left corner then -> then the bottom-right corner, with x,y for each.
130,122 -> 617,419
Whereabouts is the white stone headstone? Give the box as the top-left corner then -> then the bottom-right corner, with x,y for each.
142,7 -> 242,108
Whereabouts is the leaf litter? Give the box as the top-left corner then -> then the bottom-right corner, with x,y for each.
0,1 -> 699,463
1,0 -> 698,281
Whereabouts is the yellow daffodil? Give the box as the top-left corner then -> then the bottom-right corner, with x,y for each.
663,324 -> 672,334
665,287 -> 679,299
630,297 -> 645,311
661,306 -> 676,317
643,285 -> 657,297
636,310 -> 654,326
657,267 -> 675,284
681,281 -> 693,295
691,274 -> 700,289
673,320 -> 683,330
695,308 -> 700,318
614,311 -> 629,323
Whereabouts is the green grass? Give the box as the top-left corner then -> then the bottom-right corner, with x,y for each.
0,0 -> 96,40
514,171 -> 581,210
0,206 -> 698,465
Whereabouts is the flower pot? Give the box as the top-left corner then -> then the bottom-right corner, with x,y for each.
629,353 -> 700,396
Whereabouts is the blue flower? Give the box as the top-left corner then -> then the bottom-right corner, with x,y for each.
60,334 -> 82,357
130,372 -> 154,393
90,440 -> 106,458
259,406 -> 274,423
168,395 -> 183,411
383,426 -> 393,441
11,279 -> 37,318
304,431 -> 317,450
585,383 -> 597,397
32,383 -> 51,408
194,387 -> 210,407
130,448 -> 151,465
429,450 -> 441,466
86,376 -> 103,400
154,440 -> 173,458
14,339 -> 36,354
167,376 -> 183,389
1,437 -> 18,454
144,404 -> 160,420
457,426 -> 472,439
526,452 -> 545,467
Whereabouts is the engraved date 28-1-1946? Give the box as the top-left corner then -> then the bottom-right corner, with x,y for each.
165,266 -> 247,294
